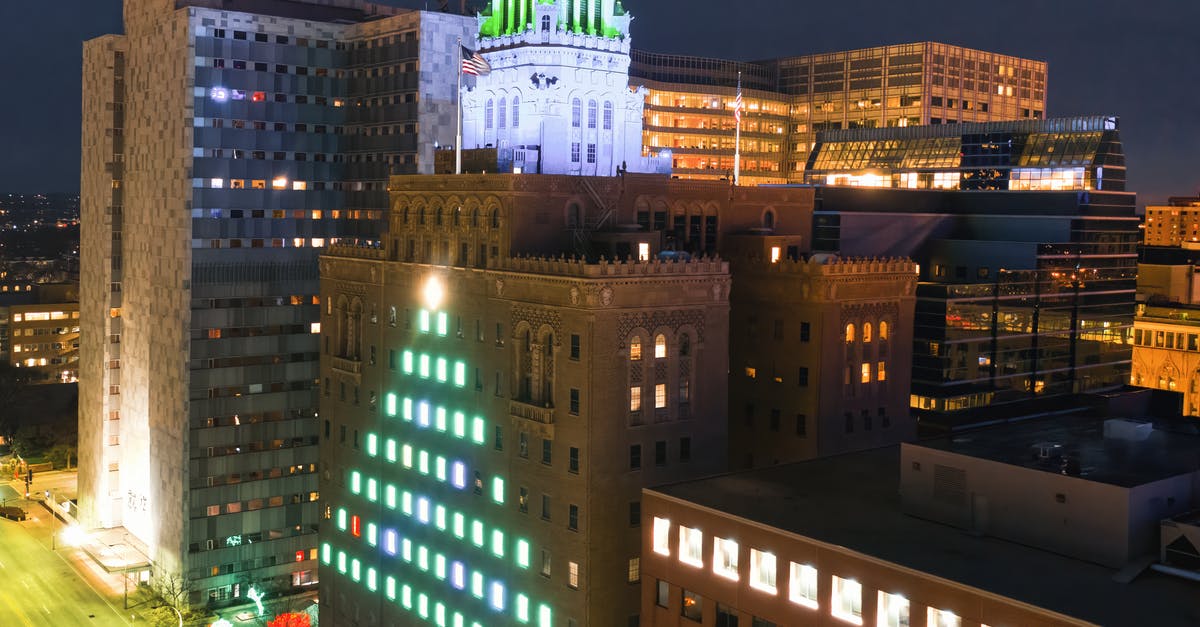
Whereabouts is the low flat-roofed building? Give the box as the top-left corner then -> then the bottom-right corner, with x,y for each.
1131,304 -> 1200,415
642,417 -> 1199,627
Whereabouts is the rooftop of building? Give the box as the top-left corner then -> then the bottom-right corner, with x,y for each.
814,114 -> 1119,146
651,433 -> 1200,627
177,0 -> 409,22
1138,303 -> 1200,326
914,413 -> 1200,488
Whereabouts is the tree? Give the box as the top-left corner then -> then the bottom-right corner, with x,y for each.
0,362 -> 33,445
267,613 -> 311,627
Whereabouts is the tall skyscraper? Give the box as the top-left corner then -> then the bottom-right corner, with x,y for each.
79,0 -> 474,607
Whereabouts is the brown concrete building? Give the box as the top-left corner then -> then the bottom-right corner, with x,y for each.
1,283 -> 80,384
724,242 -> 917,468
642,416 -> 1200,627
1144,197 -> 1200,248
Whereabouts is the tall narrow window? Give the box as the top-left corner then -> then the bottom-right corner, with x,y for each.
587,99 -> 598,128
652,517 -> 670,555
879,320 -> 889,340
831,575 -> 863,624
572,98 -> 582,128
679,526 -> 703,567
750,549 -> 777,594
655,334 -> 667,359
629,337 -> 642,361
485,99 -> 494,130
498,98 -> 507,129
713,537 -> 738,581
789,562 -> 819,609
863,322 -> 873,343
512,95 -> 520,128
845,323 -> 855,343
603,101 -> 614,130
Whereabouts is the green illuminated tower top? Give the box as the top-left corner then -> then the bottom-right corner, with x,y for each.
478,0 -> 629,40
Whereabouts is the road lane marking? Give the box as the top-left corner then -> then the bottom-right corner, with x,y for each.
0,587 -> 38,627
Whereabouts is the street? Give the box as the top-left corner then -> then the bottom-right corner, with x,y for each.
0,502 -> 129,626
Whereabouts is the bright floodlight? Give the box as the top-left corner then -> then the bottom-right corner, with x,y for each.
62,525 -> 87,547
422,276 -> 444,310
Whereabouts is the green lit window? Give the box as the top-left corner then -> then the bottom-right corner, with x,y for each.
437,312 -> 449,336
492,476 -> 505,504
402,350 -> 414,374
386,392 -> 398,416
436,602 -> 447,627
471,571 -> 484,598
453,412 -> 466,438
402,538 -> 413,562
402,397 -> 413,421
367,478 -> 378,502
367,567 -> 378,591
337,550 -> 347,573
385,484 -> 397,509
336,507 -> 347,531
366,433 -> 379,456
367,523 -> 378,546
351,558 -> 361,581
419,309 -> 431,333
435,553 -> 447,580
435,505 -> 447,530
386,576 -> 397,600
453,512 -> 466,538
385,438 -> 397,462
418,545 -> 429,571
350,471 -> 361,494
435,407 -> 447,432
419,450 -> 430,475
419,354 -> 431,378
516,594 -> 530,623
517,539 -> 530,568
538,604 -> 552,627
321,543 -> 332,564
454,361 -> 467,387
401,584 -> 413,609
472,520 -> 485,547
436,456 -> 447,481
491,529 -> 505,557
471,417 -> 486,444
436,357 -> 448,382
418,593 -> 430,619
402,491 -> 413,515
402,444 -> 414,468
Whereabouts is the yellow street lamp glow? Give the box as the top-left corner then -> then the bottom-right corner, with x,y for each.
423,276 -> 444,311
62,524 -> 87,547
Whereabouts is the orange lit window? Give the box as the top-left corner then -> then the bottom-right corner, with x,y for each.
207,329 -> 221,339
251,91 -> 266,102
229,179 -> 245,189
351,515 -> 361,537
251,180 -> 266,189
629,337 -> 642,361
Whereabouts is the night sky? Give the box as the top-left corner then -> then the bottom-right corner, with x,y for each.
2,0 -> 1196,204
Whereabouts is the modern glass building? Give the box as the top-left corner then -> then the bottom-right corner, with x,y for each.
630,42 -> 1047,185
804,117 -> 1139,428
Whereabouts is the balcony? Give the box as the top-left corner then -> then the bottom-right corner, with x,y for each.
510,400 -> 554,440
330,356 -> 362,384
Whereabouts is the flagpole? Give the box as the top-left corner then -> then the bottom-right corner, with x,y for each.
456,36 -> 463,175
734,71 -> 742,187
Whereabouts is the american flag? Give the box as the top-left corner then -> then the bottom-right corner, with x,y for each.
733,84 -> 744,124
461,45 -> 492,77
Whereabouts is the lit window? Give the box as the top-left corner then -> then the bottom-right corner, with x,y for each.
750,548 -> 777,594
831,575 -> 863,624
630,337 -> 642,361
490,581 -> 505,610
789,562 -> 819,609
879,321 -> 889,340
878,362 -> 887,382
712,537 -> 738,581
927,608 -> 961,627
655,384 -> 667,409
492,476 -> 505,504
516,593 -> 530,623
210,178 -> 224,188
272,177 -> 288,189
679,526 -> 703,567
877,591 -> 910,627
845,324 -> 855,343
517,539 -> 530,568
568,561 -> 579,588
630,387 -> 642,412
652,517 -> 671,556
638,242 -> 650,261
655,334 -> 667,358
770,246 -> 782,263
861,363 -> 871,384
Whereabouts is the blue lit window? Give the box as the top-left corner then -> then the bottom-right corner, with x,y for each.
386,438 -> 398,462
452,561 -> 466,589
385,484 -> 397,509
436,357 -> 448,382
418,402 -> 431,427
417,496 -> 431,523
401,584 -> 413,609
321,543 -> 332,564
452,461 -> 466,489
418,309 -> 431,333
351,558 -> 361,581
384,529 -> 397,555
402,350 -> 414,374
490,581 -> 506,611
385,575 -> 397,600
419,354 -> 431,378
538,605 -> 552,627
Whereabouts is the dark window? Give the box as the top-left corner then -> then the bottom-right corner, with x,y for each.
679,437 -> 691,462
770,409 -> 781,432
568,505 -> 579,531
655,441 -> 667,466
800,322 -> 810,342
629,501 -> 641,526
570,334 -> 580,360
773,320 -> 784,340
519,432 -> 529,458
845,413 -> 854,433
682,589 -> 703,621
716,604 -> 738,627
541,494 -> 551,520
863,409 -> 872,431
569,388 -> 580,414
798,367 -> 809,387
542,439 -> 553,465
796,414 -> 807,437
568,447 -> 579,473
630,444 -> 641,470
880,407 -> 891,428
656,580 -> 669,608
494,425 -> 503,450
388,349 -> 396,370
744,403 -> 754,427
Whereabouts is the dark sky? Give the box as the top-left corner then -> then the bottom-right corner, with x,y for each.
2,0 -> 1196,203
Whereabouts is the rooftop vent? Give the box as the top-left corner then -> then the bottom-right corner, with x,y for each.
1104,418 -> 1153,442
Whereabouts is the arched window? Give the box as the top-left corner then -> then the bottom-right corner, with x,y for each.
485,99 -> 494,130
402,206 -> 409,224
572,98 -> 582,128
418,207 -> 426,225
452,206 -> 461,226
655,334 -> 667,359
603,101 -> 614,130
629,337 -> 642,361
471,208 -> 479,227
879,321 -> 889,341
490,208 -> 500,229
763,210 -> 775,229
679,334 -> 691,357
863,322 -> 872,343
512,95 -> 520,128
845,323 -> 855,343
498,98 -> 507,129
587,100 -> 598,129
435,207 -> 443,226
541,15 -> 551,32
